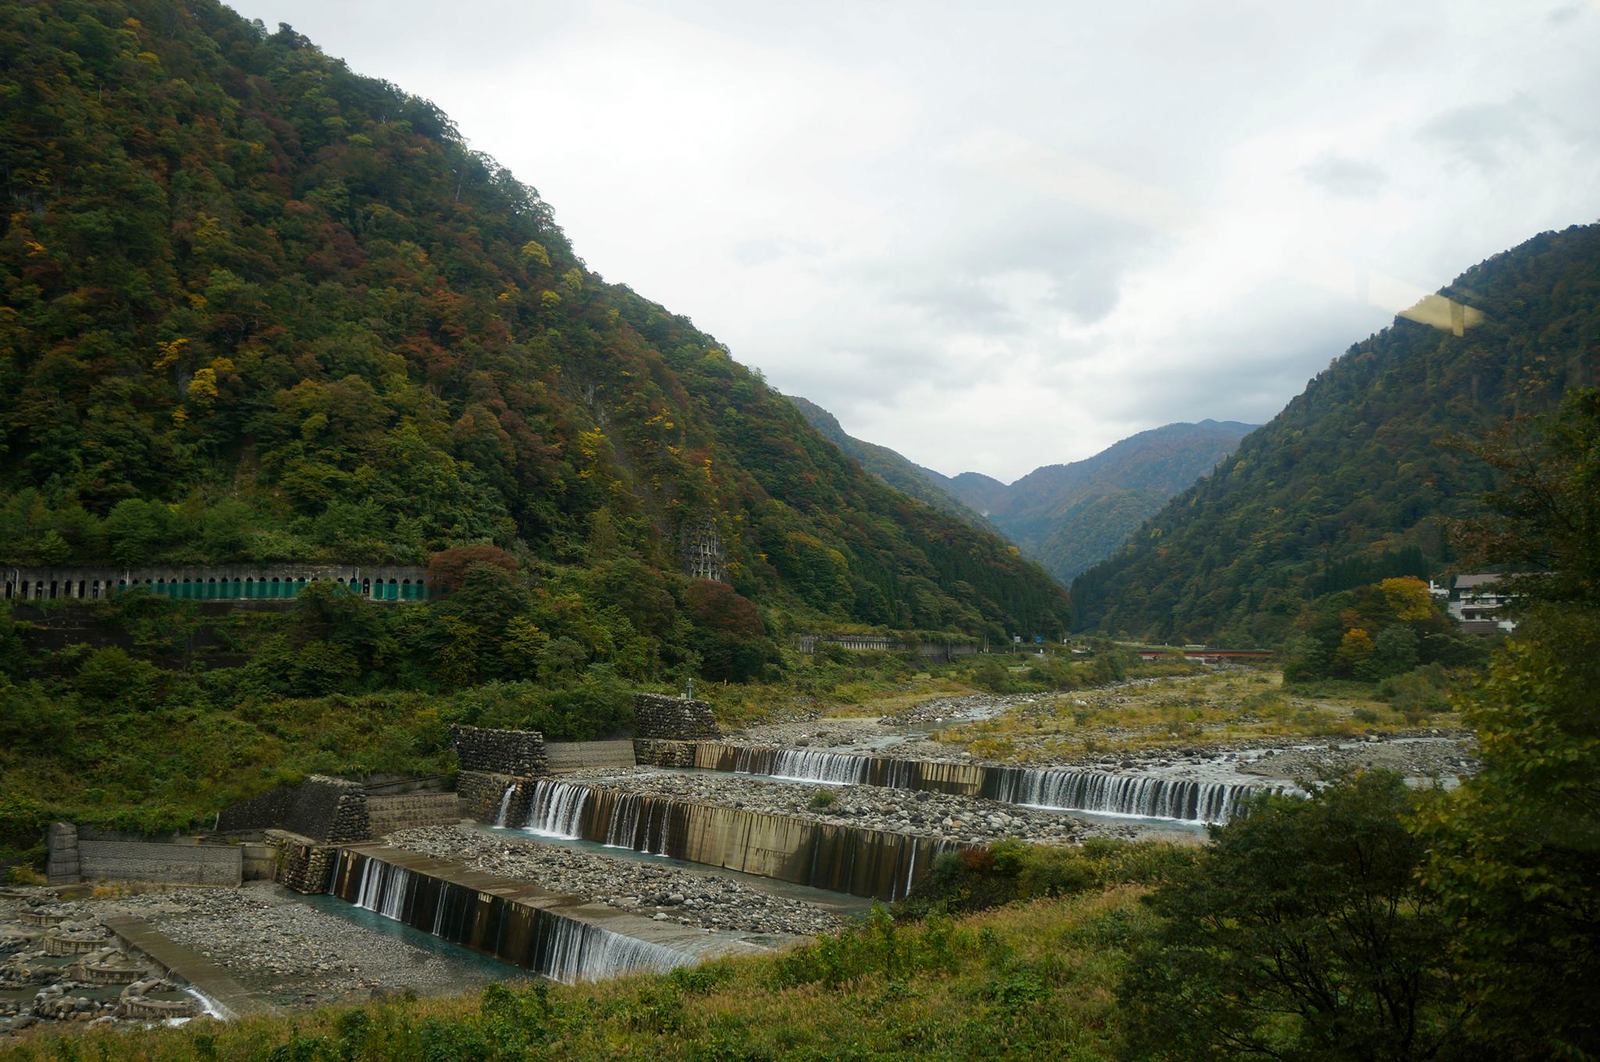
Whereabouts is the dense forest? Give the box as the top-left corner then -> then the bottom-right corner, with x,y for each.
0,0 -> 1068,642
1071,224 -> 1600,644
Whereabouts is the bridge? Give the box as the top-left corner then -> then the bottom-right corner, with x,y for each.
3,564 -> 430,604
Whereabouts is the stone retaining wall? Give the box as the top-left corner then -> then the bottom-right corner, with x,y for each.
216,775 -> 370,842
451,726 -> 549,777
364,793 -> 463,837
454,770 -> 534,824
632,694 -> 718,740
46,822 -> 80,885
265,830 -> 340,894
632,738 -> 700,768
77,839 -> 242,886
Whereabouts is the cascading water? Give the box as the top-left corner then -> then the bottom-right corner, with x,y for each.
330,851 -> 704,982
772,749 -> 872,785
602,794 -> 672,855
523,780 -> 589,839
985,767 -> 1279,824
493,783 -> 519,828
537,914 -> 693,984
353,856 -> 413,920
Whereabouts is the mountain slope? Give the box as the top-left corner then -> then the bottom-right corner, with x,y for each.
0,0 -> 1068,640
1071,224 -> 1600,644
969,421 -> 1255,583
785,395 -> 995,531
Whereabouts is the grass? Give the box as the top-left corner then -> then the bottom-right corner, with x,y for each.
932,668 -> 1462,762
0,887 -> 1155,1061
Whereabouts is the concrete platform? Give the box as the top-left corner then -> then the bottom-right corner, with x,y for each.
103,916 -> 275,1018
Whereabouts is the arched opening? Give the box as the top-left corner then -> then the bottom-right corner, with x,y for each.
361,577 -> 371,598
270,576 -> 281,598
385,578 -> 398,601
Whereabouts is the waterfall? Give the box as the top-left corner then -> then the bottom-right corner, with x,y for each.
493,783 -> 519,828
602,793 -> 672,855
771,749 -> 872,785
492,780 -> 518,831
986,767 -> 1280,824
537,914 -> 693,984
353,856 -> 413,920
523,780 -> 589,839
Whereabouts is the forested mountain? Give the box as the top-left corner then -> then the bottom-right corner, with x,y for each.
0,0 -> 1069,641
785,396 -> 1252,586
785,395 -> 995,531
943,422 -> 1255,584
1071,224 -> 1600,644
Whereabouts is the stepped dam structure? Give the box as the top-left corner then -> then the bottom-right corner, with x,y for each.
510,779 -> 960,901
328,846 -> 750,983
658,742 -> 1288,825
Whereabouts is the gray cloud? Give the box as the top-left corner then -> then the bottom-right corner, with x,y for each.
1301,155 -> 1389,198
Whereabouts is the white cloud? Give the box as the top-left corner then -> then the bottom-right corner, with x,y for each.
232,0 -> 1600,481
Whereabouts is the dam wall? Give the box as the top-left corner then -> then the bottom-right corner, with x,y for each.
513,778 -> 959,901
329,845 -> 749,982
642,741 -> 1285,825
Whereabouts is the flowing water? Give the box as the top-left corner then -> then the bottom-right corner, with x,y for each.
328,850 -> 697,984
523,780 -> 590,839
983,766 -> 1284,824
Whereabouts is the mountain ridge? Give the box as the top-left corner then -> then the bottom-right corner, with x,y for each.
785,398 -> 1253,585
1070,223 -> 1600,643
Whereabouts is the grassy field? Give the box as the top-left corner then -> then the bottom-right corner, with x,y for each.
0,886 -> 1156,1061
933,668 -> 1462,762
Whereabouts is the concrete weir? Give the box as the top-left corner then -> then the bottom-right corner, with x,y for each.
518,780 -> 959,901
328,845 -> 761,983
671,741 -> 1283,825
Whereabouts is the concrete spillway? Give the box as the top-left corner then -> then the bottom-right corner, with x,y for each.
697,744 -> 987,796
685,742 -> 1284,825
329,846 -> 754,983
512,780 -> 958,901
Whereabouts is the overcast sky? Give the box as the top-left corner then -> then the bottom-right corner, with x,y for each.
231,0 -> 1600,481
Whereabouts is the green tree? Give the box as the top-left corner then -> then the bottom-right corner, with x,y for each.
1423,386 -> 1600,1056
1120,773 -> 1469,1061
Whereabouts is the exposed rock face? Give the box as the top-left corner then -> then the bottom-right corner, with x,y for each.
633,694 -> 718,740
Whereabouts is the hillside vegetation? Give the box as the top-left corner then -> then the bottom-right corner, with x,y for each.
787,395 -> 1252,586
943,421 -> 1255,584
1071,225 -> 1600,644
0,0 -> 1067,641
786,395 -> 997,532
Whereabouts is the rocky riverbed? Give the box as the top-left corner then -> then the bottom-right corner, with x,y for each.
1,884 -> 508,1015
1234,734 -> 1478,784
566,768 -> 1138,844
383,825 -> 845,937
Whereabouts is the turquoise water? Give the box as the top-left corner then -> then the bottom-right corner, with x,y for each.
293,893 -> 530,984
